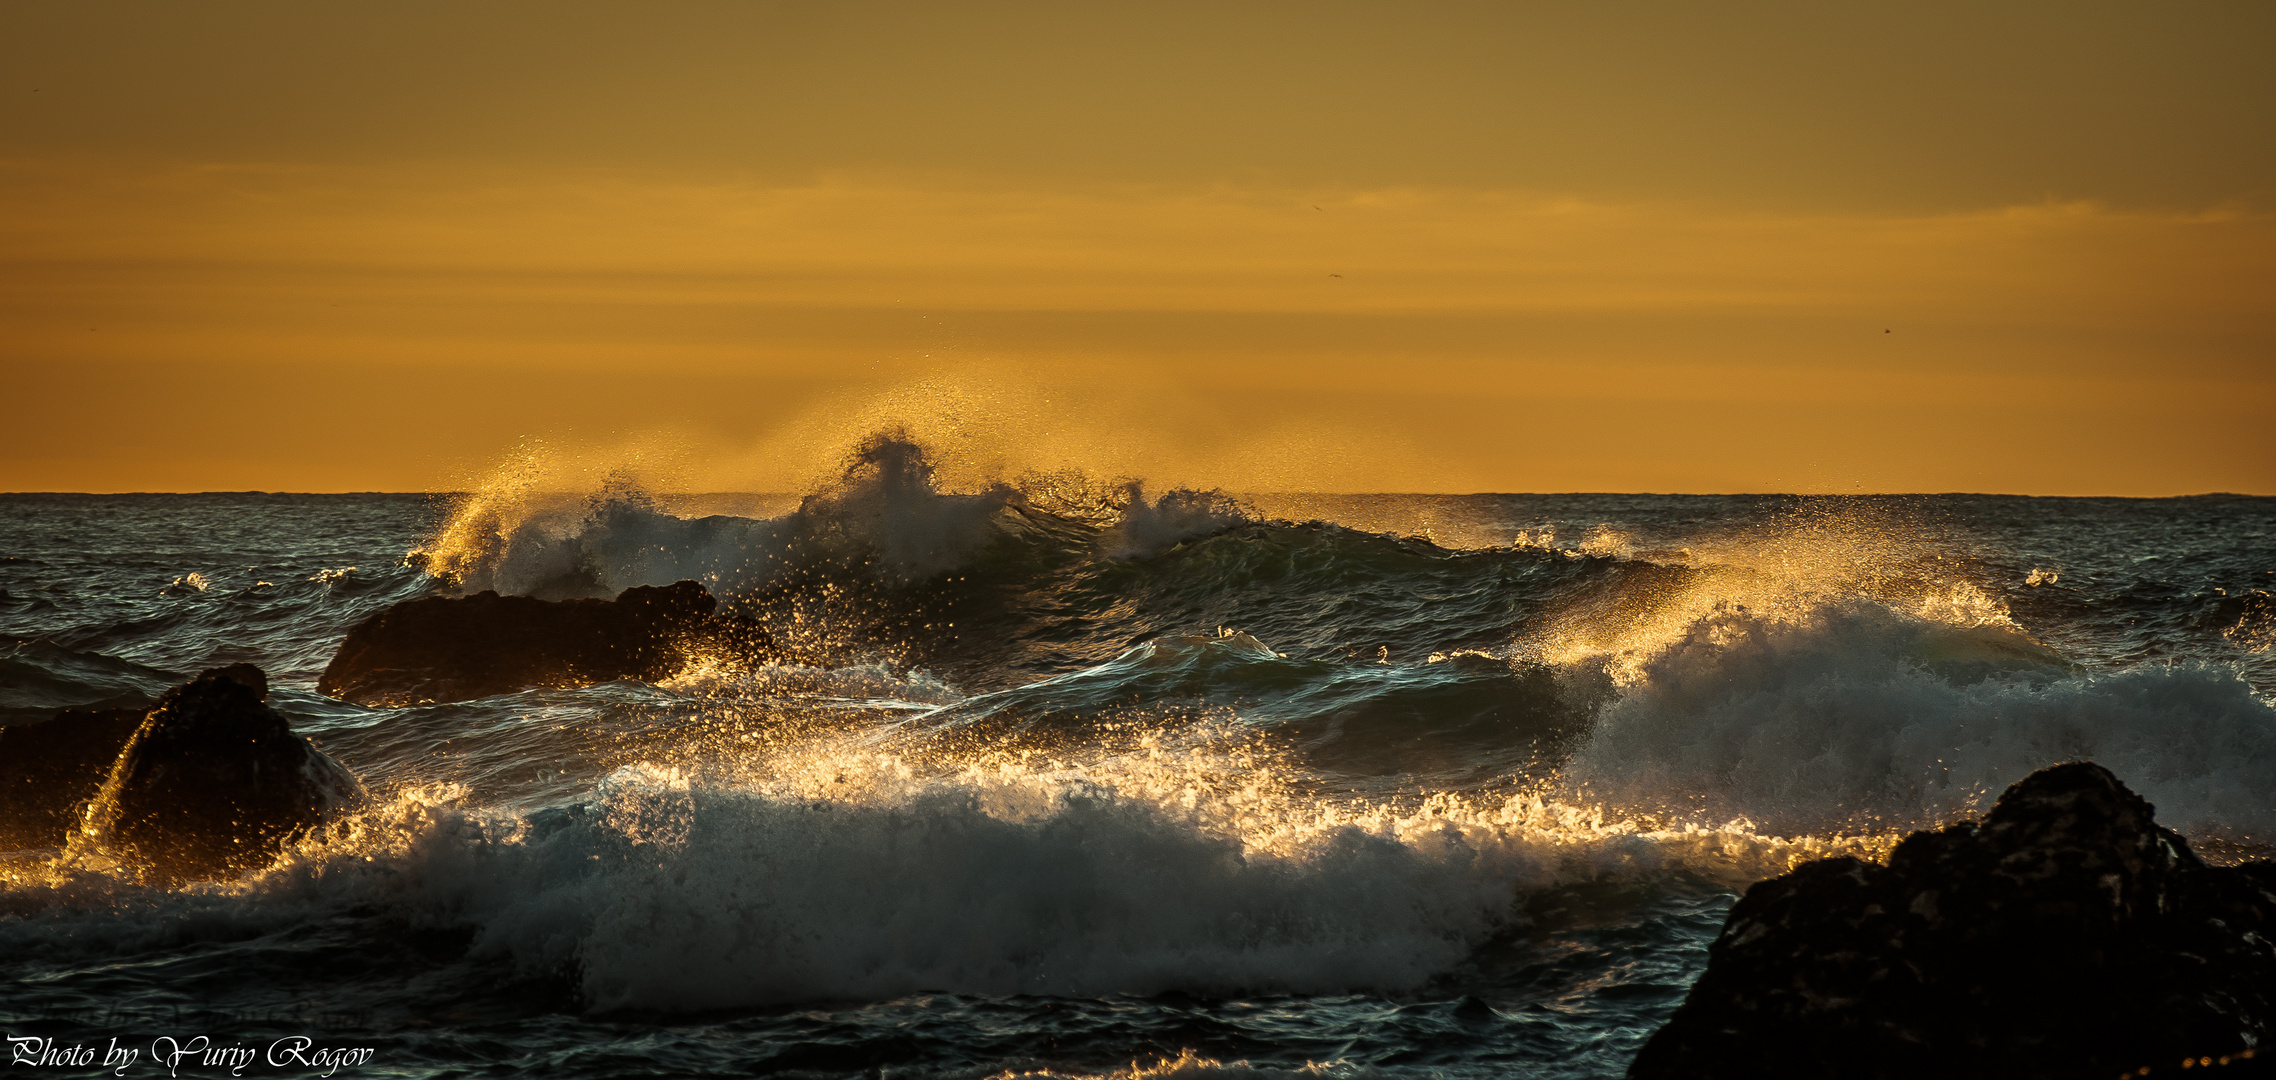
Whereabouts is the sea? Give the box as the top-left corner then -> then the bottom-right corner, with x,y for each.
3,438 -> 2273,1079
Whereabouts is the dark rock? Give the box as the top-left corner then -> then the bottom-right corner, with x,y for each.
202,662 -> 268,698
74,668 -> 364,885
0,706 -> 145,852
1631,762 -> 2276,1080
317,580 -> 774,705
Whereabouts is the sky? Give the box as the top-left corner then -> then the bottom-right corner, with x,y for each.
3,1 -> 2271,494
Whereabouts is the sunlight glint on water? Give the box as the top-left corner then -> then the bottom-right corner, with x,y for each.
1,454 -> 2270,1078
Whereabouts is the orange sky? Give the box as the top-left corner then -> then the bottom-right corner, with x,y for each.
3,1 -> 2271,494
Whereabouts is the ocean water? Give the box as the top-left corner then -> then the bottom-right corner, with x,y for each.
3,445 -> 2273,1078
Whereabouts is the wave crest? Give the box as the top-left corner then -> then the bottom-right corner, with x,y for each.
415,434 -> 1253,601
1559,598 -> 2276,839
0,727 -> 1881,1012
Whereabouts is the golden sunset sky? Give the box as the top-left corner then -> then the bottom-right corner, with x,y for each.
3,1 -> 2270,494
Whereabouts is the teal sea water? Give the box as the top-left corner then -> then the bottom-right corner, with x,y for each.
4,446 -> 2273,1078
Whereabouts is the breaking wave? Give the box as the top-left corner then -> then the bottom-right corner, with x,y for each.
418,434 -> 1253,601
3,732 -> 1872,1013
1558,599 -> 2276,839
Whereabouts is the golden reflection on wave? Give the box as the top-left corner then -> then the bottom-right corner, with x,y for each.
1516,498 -> 2037,682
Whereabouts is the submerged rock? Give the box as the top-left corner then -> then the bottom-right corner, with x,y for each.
71,666 -> 364,885
317,580 -> 773,705
1630,762 -> 2276,1079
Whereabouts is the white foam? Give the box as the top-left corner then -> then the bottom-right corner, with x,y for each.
1559,598 -> 2276,839
421,437 -> 1255,599
788,435 -> 1023,584
0,728 -> 1844,1012
1103,483 -> 1251,560
422,438 -> 1016,598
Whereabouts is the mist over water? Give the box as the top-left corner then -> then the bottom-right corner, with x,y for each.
3,438 -> 2271,1078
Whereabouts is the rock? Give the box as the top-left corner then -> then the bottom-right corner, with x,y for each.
0,652 -> 240,853
1630,762 -> 2276,1080
72,667 -> 365,885
316,580 -> 773,705
0,706 -> 145,852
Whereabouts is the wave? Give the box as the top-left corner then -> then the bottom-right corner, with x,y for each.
393,443 -> 2276,850
0,728 -> 1869,1013
901,632 -> 1582,791
0,638 -> 180,715
1557,598 -> 2276,839
417,435 -> 1253,602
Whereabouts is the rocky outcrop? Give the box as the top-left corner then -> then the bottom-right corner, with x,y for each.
1631,762 -> 2276,1079
0,705 -> 144,852
2,665 -> 365,883
317,580 -> 774,706
70,666 -> 365,885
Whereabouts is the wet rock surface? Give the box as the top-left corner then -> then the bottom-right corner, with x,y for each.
75,666 -> 364,885
317,580 -> 774,705
1631,762 -> 2276,1079
0,706 -> 144,852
